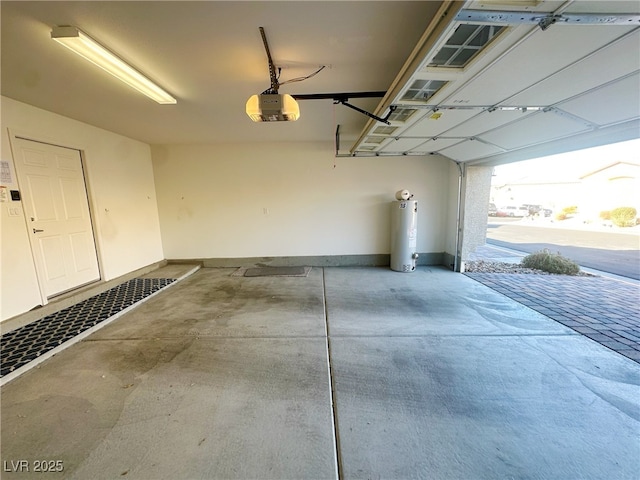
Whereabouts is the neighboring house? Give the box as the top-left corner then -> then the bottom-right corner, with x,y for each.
490,180 -> 581,213
490,161 -> 640,220
579,162 -> 640,219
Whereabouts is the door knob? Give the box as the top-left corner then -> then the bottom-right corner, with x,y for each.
33,228 -> 44,233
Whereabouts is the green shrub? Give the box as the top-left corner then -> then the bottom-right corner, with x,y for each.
521,249 -> 580,275
555,205 -> 578,221
610,207 -> 637,227
599,210 -> 611,220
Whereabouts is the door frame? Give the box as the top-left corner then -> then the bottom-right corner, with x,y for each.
8,129 -> 103,305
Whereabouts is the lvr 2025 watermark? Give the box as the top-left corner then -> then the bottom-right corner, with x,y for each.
3,460 -> 64,473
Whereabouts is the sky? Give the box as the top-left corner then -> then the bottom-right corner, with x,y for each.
492,138 -> 640,184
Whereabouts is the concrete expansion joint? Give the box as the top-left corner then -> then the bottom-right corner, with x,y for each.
321,267 -> 343,480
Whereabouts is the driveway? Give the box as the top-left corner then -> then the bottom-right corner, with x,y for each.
468,244 -> 640,364
486,218 -> 640,279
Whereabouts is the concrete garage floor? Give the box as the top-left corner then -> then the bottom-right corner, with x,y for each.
2,266 -> 639,479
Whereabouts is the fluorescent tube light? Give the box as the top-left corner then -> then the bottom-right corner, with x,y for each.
51,26 -> 176,104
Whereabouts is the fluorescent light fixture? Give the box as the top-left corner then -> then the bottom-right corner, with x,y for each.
246,93 -> 300,122
51,26 -> 176,104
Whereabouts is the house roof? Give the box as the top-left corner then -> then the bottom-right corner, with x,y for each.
580,161 -> 640,180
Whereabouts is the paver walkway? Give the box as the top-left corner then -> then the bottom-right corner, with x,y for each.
467,245 -> 640,364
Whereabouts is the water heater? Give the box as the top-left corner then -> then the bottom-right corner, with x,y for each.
390,191 -> 418,272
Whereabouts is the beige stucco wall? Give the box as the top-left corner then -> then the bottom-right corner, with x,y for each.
151,143 -> 450,260
1,97 -> 164,321
580,163 -> 640,219
461,165 -> 493,261
1,97 -> 462,321
442,162 -> 493,270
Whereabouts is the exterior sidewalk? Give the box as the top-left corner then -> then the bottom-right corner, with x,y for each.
467,244 -> 640,363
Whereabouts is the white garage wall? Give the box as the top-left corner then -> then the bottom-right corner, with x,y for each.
1,97 -> 164,321
152,142 -> 449,261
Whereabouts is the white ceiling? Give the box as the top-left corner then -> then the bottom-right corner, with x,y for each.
2,1 -> 639,165
1,1 -> 442,144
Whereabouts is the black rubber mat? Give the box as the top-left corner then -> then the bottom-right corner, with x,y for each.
244,266 -> 308,277
1,278 -> 175,377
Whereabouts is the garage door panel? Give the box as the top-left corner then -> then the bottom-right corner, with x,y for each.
438,139 -> 504,162
403,109 -> 477,137
506,30 -> 640,107
479,111 -> 592,150
446,109 -> 535,137
557,74 -> 640,127
450,25 -> 637,105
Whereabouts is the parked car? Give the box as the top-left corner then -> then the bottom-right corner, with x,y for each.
517,206 -> 529,217
496,206 -> 511,217
488,203 -> 497,216
522,204 -> 542,215
501,206 -> 529,217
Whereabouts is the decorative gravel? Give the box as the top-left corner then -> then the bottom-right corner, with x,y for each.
464,260 -> 595,276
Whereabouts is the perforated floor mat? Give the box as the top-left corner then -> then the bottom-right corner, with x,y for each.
1,278 -> 175,378
244,266 -> 308,277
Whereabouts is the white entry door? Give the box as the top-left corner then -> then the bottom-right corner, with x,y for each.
13,137 -> 100,298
